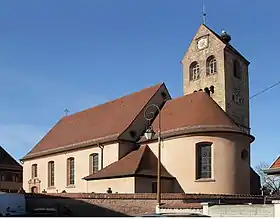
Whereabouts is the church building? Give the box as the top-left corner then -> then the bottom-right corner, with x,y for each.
21,24 -> 260,195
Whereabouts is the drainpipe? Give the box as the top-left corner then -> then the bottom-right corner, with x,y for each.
98,143 -> 104,169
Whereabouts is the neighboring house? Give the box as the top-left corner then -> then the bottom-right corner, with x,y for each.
0,146 -> 23,192
264,156 -> 280,176
20,24 -> 260,194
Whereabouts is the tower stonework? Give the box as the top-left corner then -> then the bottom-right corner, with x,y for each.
182,24 -> 250,133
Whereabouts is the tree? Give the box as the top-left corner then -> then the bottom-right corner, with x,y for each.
255,162 -> 280,195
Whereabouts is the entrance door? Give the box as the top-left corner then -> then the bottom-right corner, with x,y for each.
31,186 -> 38,193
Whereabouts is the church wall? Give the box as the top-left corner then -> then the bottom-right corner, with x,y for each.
118,142 -> 137,160
118,84 -> 171,143
182,25 -> 226,110
117,85 -> 171,159
134,177 -> 174,193
147,133 -> 250,194
103,143 -> 119,168
22,142 -> 119,193
87,177 -> 135,193
224,49 -> 250,131
86,177 -> 176,194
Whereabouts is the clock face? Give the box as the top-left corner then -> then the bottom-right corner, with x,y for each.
197,37 -> 208,50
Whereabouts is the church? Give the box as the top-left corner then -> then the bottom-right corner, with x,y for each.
20,24 -> 261,195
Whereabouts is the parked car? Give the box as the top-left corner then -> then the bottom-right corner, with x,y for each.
0,193 -> 26,216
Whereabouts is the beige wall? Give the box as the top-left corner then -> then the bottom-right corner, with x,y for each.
86,176 -> 174,194
135,177 -> 174,193
23,142 -> 119,193
147,133 -> 251,194
87,177 -> 134,193
23,132 -> 251,195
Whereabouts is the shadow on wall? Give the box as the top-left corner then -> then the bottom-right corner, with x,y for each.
174,180 -> 184,193
26,193 -> 129,217
250,167 -> 261,195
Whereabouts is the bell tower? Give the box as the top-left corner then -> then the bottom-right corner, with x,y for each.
181,24 -> 250,134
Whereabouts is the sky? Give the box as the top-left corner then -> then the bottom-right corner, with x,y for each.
0,0 -> 279,168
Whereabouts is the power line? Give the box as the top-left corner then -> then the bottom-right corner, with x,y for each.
250,80 -> 280,100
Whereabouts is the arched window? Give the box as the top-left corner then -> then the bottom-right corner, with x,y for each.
31,164 -> 37,178
206,56 -> 217,75
67,157 -> 75,186
48,161 -> 55,187
233,60 -> 241,79
90,153 -> 99,174
196,142 -> 212,179
189,62 -> 200,81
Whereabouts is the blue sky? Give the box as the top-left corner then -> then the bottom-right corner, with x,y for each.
0,0 -> 279,168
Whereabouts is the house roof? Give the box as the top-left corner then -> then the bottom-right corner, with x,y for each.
84,145 -> 174,180
0,146 -> 22,170
269,156 -> 280,169
141,91 -> 251,141
22,83 -> 164,160
264,156 -> 280,175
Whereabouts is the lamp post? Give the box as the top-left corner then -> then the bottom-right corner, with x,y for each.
144,104 -> 161,213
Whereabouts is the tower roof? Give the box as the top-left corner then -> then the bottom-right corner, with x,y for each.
202,24 -> 250,64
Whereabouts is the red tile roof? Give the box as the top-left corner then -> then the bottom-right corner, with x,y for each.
150,91 -> 241,135
22,83 -> 163,159
264,156 -> 280,175
270,156 -> 280,169
84,145 -> 174,180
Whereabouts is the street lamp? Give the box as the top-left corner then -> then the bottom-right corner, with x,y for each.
144,103 -> 162,213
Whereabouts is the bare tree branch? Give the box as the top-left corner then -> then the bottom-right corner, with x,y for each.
255,161 -> 280,195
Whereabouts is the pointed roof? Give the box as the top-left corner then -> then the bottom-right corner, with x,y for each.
0,146 -> 22,170
144,91 -> 251,140
22,83 -> 165,160
202,24 -> 250,64
84,145 -> 174,180
269,156 -> 280,169
264,156 -> 280,175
